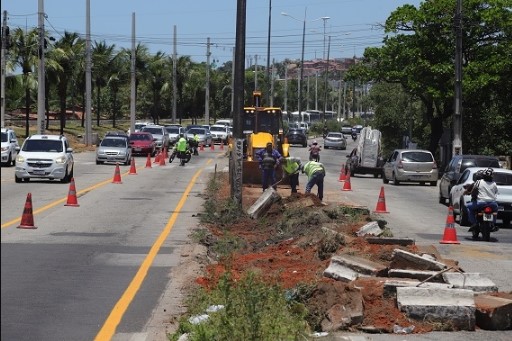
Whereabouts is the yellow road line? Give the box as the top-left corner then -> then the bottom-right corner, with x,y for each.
94,159 -> 212,340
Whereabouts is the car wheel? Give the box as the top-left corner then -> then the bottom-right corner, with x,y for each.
324,146 -> 328,149
392,173 -> 400,185
61,167 -> 71,183
15,175 -> 22,183
502,219 -> 510,228
7,153 -> 12,167
459,200 -> 470,226
430,181 -> 437,186
96,160 -> 102,165
382,172 -> 389,184
23,178 -> 30,182
420,181 -> 425,186
438,190 -> 445,205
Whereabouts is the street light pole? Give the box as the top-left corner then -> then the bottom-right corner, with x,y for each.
321,17 -> 330,60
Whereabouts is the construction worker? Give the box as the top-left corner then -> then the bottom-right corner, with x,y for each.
256,142 -> 282,191
279,156 -> 302,194
192,133 -> 200,155
301,160 -> 326,202
176,133 -> 188,166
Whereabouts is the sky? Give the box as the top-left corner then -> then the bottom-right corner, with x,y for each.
2,0 -> 423,67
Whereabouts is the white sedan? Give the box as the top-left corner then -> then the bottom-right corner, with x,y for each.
450,167 -> 512,227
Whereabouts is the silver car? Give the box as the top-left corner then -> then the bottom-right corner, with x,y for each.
165,125 -> 183,146
142,125 -> 170,151
185,127 -> 213,147
382,149 -> 438,186
96,136 -> 132,165
324,132 -> 347,150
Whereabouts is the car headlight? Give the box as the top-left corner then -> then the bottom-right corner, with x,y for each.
119,150 -> 127,156
16,154 -> 25,163
1,146 -> 8,152
55,156 -> 67,164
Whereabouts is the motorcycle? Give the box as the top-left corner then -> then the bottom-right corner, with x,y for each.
309,146 -> 321,162
351,132 -> 357,141
471,204 -> 498,241
169,147 -> 192,166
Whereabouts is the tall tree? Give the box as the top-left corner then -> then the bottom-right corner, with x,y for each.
92,41 -> 116,126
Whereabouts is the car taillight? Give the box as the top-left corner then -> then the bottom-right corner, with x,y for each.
398,160 -> 403,168
433,160 -> 437,169
483,206 -> 493,214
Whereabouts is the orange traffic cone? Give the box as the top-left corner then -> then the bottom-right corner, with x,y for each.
210,143 -> 215,151
199,143 -> 204,151
220,143 -> 224,150
159,150 -> 166,166
341,173 -> 352,191
129,157 -> 137,175
338,164 -> 347,182
112,163 -> 122,184
145,153 -> 152,168
18,193 -> 37,229
440,206 -> 460,244
373,186 -> 389,213
153,151 -> 161,164
64,178 -> 80,207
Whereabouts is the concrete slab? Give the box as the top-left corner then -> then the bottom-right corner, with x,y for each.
246,188 -> 281,219
396,287 -> 475,330
366,237 -> 415,246
388,269 -> 447,283
321,291 -> 364,332
355,221 -> 383,237
390,249 -> 447,271
329,254 -> 388,277
324,260 -> 360,282
383,279 -> 452,297
442,272 -> 499,293
474,294 -> 512,330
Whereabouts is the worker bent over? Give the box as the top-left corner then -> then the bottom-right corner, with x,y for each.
301,160 -> 326,202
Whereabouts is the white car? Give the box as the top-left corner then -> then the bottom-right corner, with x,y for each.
210,124 -> 230,145
1,128 -> 20,166
450,167 -> 512,227
15,134 -> 74,183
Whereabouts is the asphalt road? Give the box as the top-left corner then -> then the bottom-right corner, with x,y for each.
2,136 -> 511,341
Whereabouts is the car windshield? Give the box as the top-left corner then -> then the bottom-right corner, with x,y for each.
328,133 -> 343,138
401,151 -> 433,162
130,134 -> 151,141
188,128 -> 205,135
101,138 -> 127,148
494,173 -> 512,186
1,132 -> 7,142
165,126 -> 180,134
210,126 -> 225,132
23,139 -> 63,152
143,127 -> 163,135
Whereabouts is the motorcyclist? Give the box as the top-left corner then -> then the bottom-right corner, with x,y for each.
192,133 -> 200,155
464,168 -> 498,231
309,140 -> 321,162
351,131 -> 357,141
175,133 -> 189,166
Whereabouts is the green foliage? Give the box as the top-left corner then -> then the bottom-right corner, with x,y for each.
170,272 -> 309,341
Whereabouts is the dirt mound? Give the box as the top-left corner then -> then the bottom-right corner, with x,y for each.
193,172 -> 440,334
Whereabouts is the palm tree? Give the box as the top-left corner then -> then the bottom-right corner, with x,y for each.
146,51 -> 170,124
10,28 -> 39,137
92,41 -> 116,126
107,50 -> 129,127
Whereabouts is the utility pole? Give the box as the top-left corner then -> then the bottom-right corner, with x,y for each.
172,25 -> 177,124
322,35 -> 331,131
231,0 -> 246,204
270,59 -> 275,106
205,37 -> 210,124
265,0 -> 272,104
85,0 -> 92,145
231,47 -> 235,116
284,64 -> 288,113
130,13 -> 136,133
453,0 -> 463,155
1,10 -> 8,128
37,0 -> 45,134
254,54 -> 258,91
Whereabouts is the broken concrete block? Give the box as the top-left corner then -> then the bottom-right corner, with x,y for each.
355,221 -> 382,237
442,273 -> 498,293
383,279 -> 452,297
329,254 -> 387,277
323,260 -> 360,282
321,227 -> 346,245
321,292 -> 364,331
474,294 -> 512,330
246,188 -> 281,219
366,237 -> 415,246
390,249 -> 447,271
388,269 -> 447,283
397,287 -> 475,330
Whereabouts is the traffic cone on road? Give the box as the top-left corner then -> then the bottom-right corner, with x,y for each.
341,173 -> 352,191
210,143 -> 215,151
199,143 -> 204,151
373,186 -> 389,213
64,178 -> 80,207
439,206 -> 460,244
129,157 -> 137,175
145,153 -> 152,168
17,193 -> 37,229
338,164 -> 347,182
112,163 -> 122,184
220,143 -> 224,150
153,151 -> 161,164
159,150 -> 166,166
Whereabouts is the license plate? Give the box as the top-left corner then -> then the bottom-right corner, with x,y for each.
134,148 -> 141,152
483,213 -> 493,221
33,170 -> 45,175
498,206 -> 504,211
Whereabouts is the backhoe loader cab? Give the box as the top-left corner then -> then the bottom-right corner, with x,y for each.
241,91 -> 289,184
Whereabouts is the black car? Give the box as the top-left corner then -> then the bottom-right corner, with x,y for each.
438,154 -> 500,205
285,128 -> 308,147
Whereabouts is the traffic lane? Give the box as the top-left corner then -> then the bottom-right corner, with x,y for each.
1,153 -> 216,341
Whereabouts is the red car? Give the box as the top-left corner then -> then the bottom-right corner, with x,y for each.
129,132 -> 156,156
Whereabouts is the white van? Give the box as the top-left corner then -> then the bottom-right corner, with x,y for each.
215,119 -> 233,127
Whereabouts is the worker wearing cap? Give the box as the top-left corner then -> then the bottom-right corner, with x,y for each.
301,160 -> 326,202
256,142 -> 282,191
279,155 -> 302,194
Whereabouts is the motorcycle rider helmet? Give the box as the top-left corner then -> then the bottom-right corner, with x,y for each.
474,169 -> 485,181
483,168 -> 494,181
312,140 -> 318,145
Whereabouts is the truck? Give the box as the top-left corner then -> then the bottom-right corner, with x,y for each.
345,126 -> 384,178
241,91 -> 289,185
